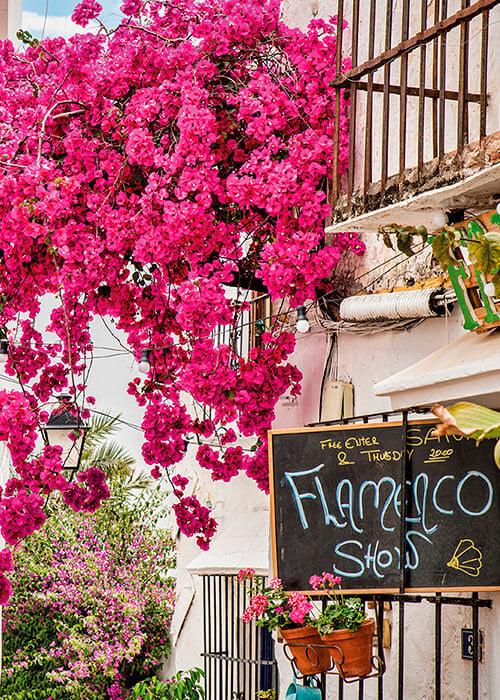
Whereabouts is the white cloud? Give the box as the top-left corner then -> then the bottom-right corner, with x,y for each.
22,10 -> 98,38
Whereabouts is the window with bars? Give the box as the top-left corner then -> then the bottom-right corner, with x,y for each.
212,293 -> 273,360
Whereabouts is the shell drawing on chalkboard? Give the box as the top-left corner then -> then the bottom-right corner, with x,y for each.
447,539 -> 483,577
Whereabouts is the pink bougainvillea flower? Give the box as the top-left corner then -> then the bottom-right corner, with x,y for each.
0,0 -> 362,601
71,0 -> 102,26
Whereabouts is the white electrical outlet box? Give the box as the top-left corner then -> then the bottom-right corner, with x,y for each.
320,381 -> 354,421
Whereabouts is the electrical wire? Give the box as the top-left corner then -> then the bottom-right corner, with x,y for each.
41,0 -> 49,41
86,408 -> 260,453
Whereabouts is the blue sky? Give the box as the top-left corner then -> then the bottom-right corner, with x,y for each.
23,0 -> 124,38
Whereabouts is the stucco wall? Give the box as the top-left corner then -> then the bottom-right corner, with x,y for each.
0,0 -> 22,42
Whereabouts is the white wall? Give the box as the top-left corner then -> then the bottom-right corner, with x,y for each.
7,0 -> 21,42
0,0 -> 22,42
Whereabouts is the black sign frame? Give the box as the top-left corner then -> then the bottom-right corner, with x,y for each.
269,418 -> 500,594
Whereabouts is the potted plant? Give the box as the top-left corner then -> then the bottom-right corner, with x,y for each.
237,569 -> 331,675
309,573 -> 375,678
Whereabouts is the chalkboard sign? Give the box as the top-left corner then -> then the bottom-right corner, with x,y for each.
269,421 -> 500,592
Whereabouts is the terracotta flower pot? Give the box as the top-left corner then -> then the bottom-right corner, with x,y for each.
320,618 -> 375,678
280,625 -> 331,676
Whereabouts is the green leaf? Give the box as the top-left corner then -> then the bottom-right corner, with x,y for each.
492,439 -> 500,470
492,270 -> 500,297
431,232 -> 459,269
468,231 -> 500,277
440,402 -> 500,441
396,233 -> 415,257
381,232 -> 393,250
415,225 -> 428,242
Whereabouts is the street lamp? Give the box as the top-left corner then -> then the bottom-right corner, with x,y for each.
41,404 -> 88,482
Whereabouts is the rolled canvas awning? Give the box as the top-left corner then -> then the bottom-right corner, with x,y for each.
374,328 -> 500,410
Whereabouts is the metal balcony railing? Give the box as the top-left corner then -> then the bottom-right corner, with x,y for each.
328,0 -> 500,221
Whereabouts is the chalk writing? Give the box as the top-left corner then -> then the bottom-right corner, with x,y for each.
271,421 -> 500,591
333,531 -> 433,578
345,435 -> 380,449
284,466 -> 494,579
425,448 -> 454,464
320,439 -> 342,450
337,452 -> 355,466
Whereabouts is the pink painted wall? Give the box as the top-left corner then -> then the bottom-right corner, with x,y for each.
273,330 -> 329,430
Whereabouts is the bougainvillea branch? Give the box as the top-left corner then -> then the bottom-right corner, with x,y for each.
0,0 -> 363,586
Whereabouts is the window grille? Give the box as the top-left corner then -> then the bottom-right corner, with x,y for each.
212,293 -> 272,360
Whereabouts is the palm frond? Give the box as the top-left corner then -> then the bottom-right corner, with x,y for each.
82,413 -> 121,456
80,412 -> 156,498
115,472 -> 153,494
86,440 -> 134,470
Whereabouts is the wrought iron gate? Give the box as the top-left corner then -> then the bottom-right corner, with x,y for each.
306,410 -> 494,700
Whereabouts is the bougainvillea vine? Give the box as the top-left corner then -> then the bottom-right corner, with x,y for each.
0,0 -> 363,592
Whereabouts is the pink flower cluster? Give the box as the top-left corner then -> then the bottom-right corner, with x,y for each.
71,0 -> 102,27
0,0 -> 364,584
62,467 -> 110,513
237,568 -> 256,582
2,502 -> 175,695
309,572 -> 342,590
120,0 -> 142,16
288,592 -> 314,625
0,549 -> 14,604
172,495 -> 217,550
241,594 -> 269,623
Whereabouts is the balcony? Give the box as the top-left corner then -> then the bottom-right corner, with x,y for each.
326,0 -> 500,233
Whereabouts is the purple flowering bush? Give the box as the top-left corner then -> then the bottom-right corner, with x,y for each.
1,482 -> 176,699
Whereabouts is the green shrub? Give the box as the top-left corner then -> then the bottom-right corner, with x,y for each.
130,668 -> 205,699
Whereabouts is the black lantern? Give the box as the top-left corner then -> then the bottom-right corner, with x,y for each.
41,405 -> 88,481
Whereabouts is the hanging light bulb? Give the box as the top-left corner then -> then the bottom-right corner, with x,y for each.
432,211 -> 448,228
296,306 -> 310,333
0,340 -> 9,363
484,282 -> 496,298
138,348 -> 151,374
